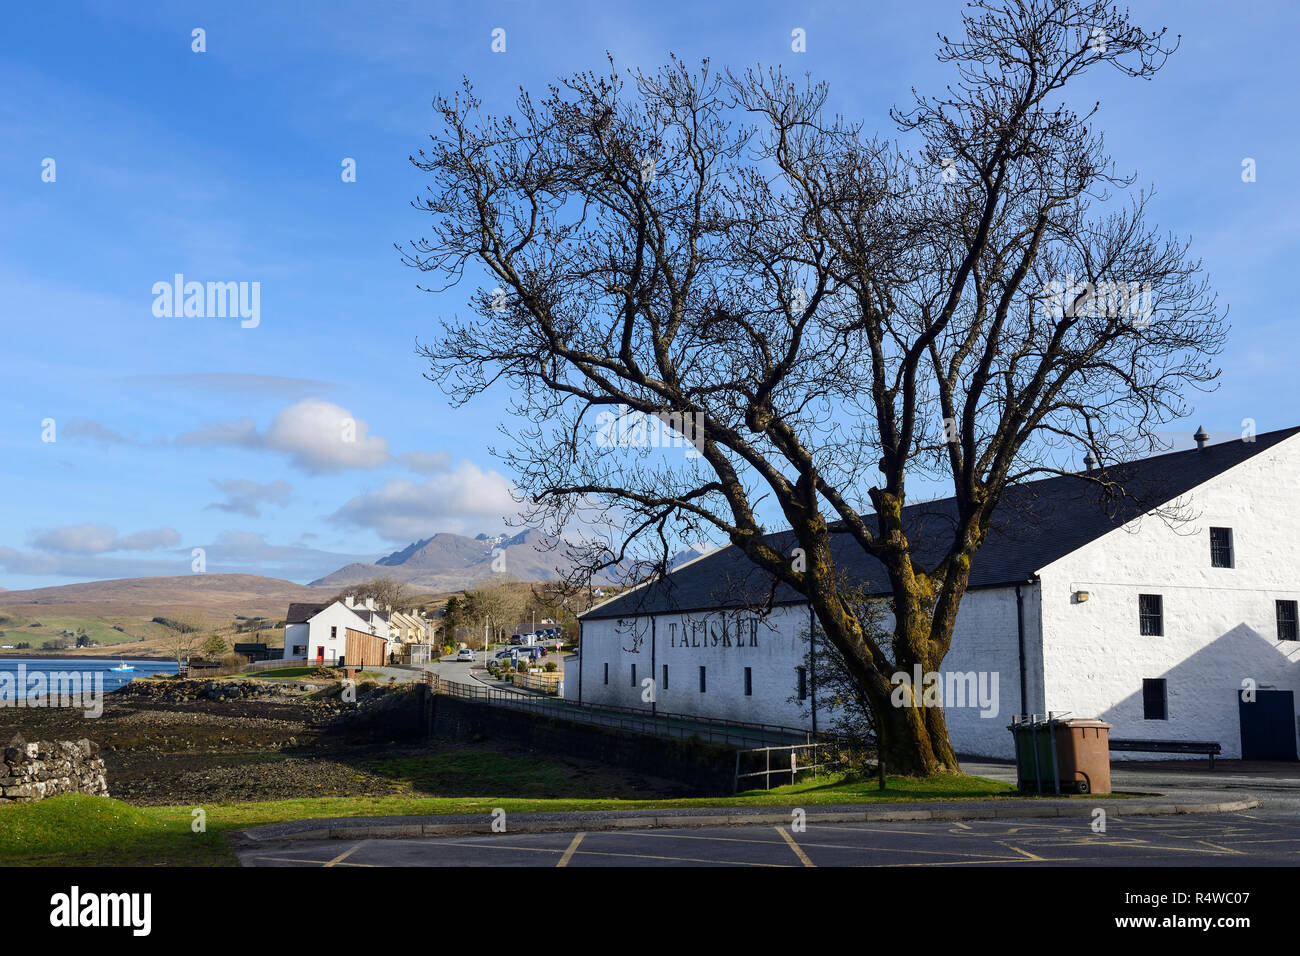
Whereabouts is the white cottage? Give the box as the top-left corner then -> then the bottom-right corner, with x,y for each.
574,426 -> 1300,761
284,596 -> 392,665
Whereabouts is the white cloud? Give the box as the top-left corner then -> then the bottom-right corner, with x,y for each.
115,527 -> 184,551
206,478 -> 293,517
264,399 -> 389,472
63,418 -> 137,445
399,450 -> 453,474
0,533 -> 371,583
176,419 -> 259,447
0,548 -> 186,579
175,399 -> 390,473
28,524 -> 181,554
329,462 -> 518,541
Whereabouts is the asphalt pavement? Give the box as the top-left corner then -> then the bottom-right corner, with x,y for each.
237,809 -> 1300,867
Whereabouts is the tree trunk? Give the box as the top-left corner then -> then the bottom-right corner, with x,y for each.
866,669 -> 961,776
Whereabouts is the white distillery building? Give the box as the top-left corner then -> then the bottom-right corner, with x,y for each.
572,426 -> 1300,761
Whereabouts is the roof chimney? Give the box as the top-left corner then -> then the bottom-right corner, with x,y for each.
1083,451 -> 1097,472
344,595 -> 355,608
1194,425 -> 1209,450
365,597 -> 375,610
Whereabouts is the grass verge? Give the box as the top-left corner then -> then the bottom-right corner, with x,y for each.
0,760 -> 1018,866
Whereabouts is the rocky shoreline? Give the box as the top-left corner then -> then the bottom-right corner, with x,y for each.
0,678 -> 423,805
0,677 -> 687,806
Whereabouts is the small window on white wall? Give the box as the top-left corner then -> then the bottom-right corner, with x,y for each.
1139,594 -> 1163,636
1210,527 -> 1234,568
1142,679 -> 1167,720
1277,601 -> 1299,642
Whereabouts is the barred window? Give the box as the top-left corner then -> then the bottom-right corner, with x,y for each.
1139,594 -> 1164,636
796,666 -> 808,702
1210,527 -> 1234,568
1278,601 -> 1299,642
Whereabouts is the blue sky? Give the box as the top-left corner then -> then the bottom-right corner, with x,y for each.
1,0 -> 1297,590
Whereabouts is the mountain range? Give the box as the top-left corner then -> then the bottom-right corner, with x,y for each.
311,532 -> 714,592
310,530 -> 586,591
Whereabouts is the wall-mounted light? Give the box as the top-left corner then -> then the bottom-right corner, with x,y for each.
1074,590 -> 1090,603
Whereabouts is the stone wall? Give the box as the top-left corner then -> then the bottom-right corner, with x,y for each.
115,677 -> 299,703
1,734 -> 109,803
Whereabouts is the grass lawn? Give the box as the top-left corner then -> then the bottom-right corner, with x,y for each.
0,750 -> 1023,866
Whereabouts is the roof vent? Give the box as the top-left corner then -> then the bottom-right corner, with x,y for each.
1194,425 -> 1209,450
1083,451 -> 1097,471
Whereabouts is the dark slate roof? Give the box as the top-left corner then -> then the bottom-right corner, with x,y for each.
582,427 -> 1300,621
352,608 -> 391,624
285,602 -> 329,624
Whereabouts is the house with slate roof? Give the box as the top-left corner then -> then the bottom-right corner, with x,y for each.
573,426 -> 1300,760
284,595 -> 392,665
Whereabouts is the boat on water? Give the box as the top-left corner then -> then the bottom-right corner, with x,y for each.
109,661 -> 134,672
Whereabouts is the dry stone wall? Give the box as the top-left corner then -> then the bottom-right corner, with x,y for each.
1,734 -> 109,803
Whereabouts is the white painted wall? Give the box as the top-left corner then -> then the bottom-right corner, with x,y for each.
575,434 -> 1300,763
577,604 -> 812,726
577,587 -> 1032,758
302,603 -> 377,664
283,622 -> 309,658
1037,433 -> 1300,759
938,585 -> 1039,758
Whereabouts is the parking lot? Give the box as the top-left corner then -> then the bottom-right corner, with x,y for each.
238,810 -> 1300,867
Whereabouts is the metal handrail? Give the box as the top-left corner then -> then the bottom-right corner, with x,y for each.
732,741 -> 848,792
425,673 -> 816,747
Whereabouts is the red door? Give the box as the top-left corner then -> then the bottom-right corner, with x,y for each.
316,647 -> 324,665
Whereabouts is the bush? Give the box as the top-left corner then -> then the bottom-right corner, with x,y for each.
544,661 -> 558,673
151,616 -> 197,633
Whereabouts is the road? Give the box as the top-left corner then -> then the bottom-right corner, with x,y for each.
238,809 -> 1300,867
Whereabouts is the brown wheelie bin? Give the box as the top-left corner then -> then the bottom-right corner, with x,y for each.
1053,719 -> 1113,794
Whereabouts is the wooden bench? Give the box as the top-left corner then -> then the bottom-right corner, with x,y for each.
1109,738 -> 1222,769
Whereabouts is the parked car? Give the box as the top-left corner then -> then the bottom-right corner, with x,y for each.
456,648 -> 475,662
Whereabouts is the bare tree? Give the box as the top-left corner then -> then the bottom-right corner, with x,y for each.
405,1 -> 1225,774
461,579 -> 526,648
163,612 -> 207,669
331,577 -> 412,612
